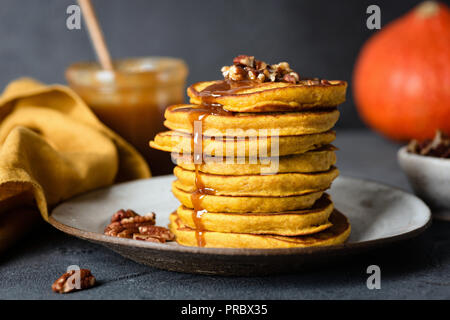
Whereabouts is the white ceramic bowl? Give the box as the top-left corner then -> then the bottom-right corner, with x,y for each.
398,146 -> 450,220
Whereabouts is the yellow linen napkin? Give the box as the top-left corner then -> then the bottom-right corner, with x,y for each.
0,78 -> 150,251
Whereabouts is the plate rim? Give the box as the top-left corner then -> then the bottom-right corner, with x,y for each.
48,175 -> 432,256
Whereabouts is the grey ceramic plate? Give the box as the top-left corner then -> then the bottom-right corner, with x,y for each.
49,176 -> 431,275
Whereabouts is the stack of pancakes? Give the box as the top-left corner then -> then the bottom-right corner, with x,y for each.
151,74 -> 351,249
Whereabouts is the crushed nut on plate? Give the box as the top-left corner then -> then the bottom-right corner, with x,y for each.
104,209 -> 175,243
222,55 -> 301,84
110,208 -> 139,222
52,269 -> 96,294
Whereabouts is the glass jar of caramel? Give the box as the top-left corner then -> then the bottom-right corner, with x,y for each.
66,57 -> 188,176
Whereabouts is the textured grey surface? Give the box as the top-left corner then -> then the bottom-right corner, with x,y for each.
0,130 -> 449,299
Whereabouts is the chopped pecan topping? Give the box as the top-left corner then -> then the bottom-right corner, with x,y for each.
103,223 -> 135,238
222,65 -> 247,81
283,72 -> 300,84
104,209 -> 174,243
52,269 -> 96,294
304,79 -> 320,85
104,209 -> 156,238
110,209 -> 139,223
222,55 -> 301,84
116,228 -> 135,239
408,130 -> 450,158
247,69 -> 258,80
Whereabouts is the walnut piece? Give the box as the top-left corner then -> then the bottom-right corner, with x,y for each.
52,269 -> 96,294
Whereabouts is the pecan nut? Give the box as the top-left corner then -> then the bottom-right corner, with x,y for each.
138,225 -> 175,242
103,210 -> 174,243
133,233 -> 165,243
233,55 -> 255,68
283,72 -> 299,84
110,209 -> 139,223
222,65 -> 247,81
104,221 -> 126,237
120,214 -> 156,226
104,210 -> 156,239
52,269 -> 96,294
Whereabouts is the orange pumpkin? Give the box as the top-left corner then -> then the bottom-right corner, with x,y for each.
353,1 -> 450,141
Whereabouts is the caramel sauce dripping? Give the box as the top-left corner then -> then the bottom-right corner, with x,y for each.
199,79 -> 261,100
190,164 -> 216,247
174,80 -> 264,247
179,101 -> 227,247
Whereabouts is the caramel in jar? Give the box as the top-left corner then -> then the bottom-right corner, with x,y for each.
66,57 -> 188,175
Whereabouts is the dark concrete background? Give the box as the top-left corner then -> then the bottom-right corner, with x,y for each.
0,0 -> 424,128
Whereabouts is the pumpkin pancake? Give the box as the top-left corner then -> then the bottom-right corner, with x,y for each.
187,80 -> 347,112
150,130 -> 336,157
173,166 -> 339,196
171,183 -> 324,213
169,209 -> 351,248
164,104 -> 340,136
176,194 -> 333,236
172,145 -> 336,175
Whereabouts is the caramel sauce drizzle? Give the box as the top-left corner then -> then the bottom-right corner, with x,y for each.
199,79 -> 260,99
190,164 -> 215,247
176,80 -> 265,247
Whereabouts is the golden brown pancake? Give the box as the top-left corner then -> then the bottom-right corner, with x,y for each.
172,145 -> 336,175
173,166 -> 339,196
164,104 -> 340,136
176,194 -> 334,236
150,130 -> 336,157
171,183 -> 324,213
187,80 -> 347,112
169,209 -> 351,248
148,57 -> 349,249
